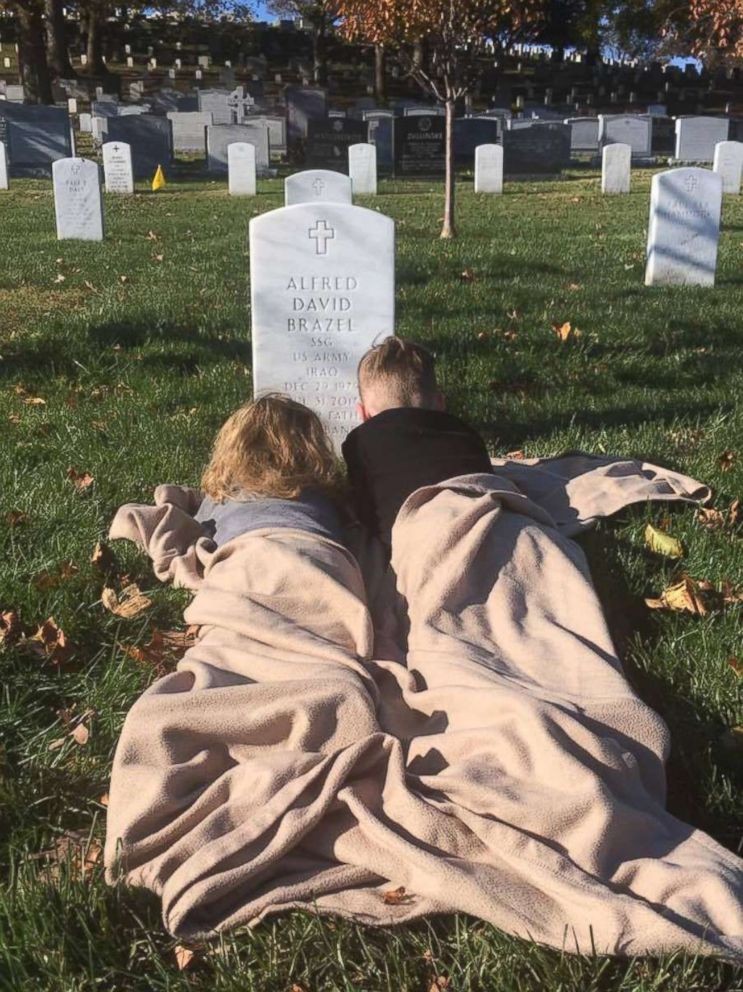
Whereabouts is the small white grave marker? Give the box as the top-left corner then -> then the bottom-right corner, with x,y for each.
601,143 -> 631,194
102,141 -> 134,194
645,167 -> 722,287
284,169 -> 353,206
67,97 -> 77,114
228,141 -> 256,195
0,141 -> 8,190
474,144 -> 503,193
713,140 -> 743,194
52,158 -> 104,241
249,202 -> 395,450
348,143 -> 377,195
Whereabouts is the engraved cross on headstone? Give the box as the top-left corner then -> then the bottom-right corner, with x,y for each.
308,219 -> 335,255
312,177 -> 326,196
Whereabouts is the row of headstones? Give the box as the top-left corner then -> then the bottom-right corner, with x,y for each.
600,140 -> 743,195
247,164 -> 729,455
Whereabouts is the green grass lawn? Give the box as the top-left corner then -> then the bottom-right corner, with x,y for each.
0,170 -> 741,991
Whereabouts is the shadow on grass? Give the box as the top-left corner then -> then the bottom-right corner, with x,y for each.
0,319 -> 250,382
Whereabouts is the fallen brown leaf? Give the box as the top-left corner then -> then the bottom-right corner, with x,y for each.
26,617 -> 73,666
8,413 -> 21,425
644,523 -> 684,559
37,831 -> 102,883
696,506 -> 727,529
122,627 -> 198,675
22,396 -> 46,406
645,576 -> 715,616
101,584 -> 152,619
552,321 -> 582,343
174,945 -> 195,971
727,657 -> 742,677
33,561 -> 79,591
91,541 -> 117,574
66,467 -> 94,491
0,610 -> 21,647
71,722 -> 89,745
460,268 -> 476,282
99,792 -> 109,807
719,450 -> 737,473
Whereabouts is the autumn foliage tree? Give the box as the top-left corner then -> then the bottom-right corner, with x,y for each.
686,0 -> 743,60
338,0 -> 544,238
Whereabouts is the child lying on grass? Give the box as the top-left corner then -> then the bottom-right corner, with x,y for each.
195,393 -> 345,548
342,336 -> 493,552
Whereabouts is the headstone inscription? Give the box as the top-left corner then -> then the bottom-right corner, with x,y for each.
206,123 -> 270,174
102,141 -> 134,194
675,116 -> 729,162
598,114 -> 652,157
228,141 -> 256,195
167,110 -> 213,154
105,115 -> 173,178
713,140 -> 743,194
0,104 -> 72,176
348,142 -> 377,195
249,202 -> 395,451
474,144 -> 503,193
601,142 -> 631,194
393,114 -> 445,177
52,158 -> 104,241
285,169 -> 353,206
645,167 -> 722,287
502,123 -> 571,174
0,141 -> 8,190
305,117 -> 367,171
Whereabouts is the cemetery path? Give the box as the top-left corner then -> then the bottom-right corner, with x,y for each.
103,471 -> 742,959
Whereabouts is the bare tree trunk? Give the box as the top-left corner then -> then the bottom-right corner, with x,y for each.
86,6 -> 107,76
440,96 -> 456,239
374,43 -> 386,103
312,14 -> 326,85
45,0 -> 74,78
15,2 -> 54,103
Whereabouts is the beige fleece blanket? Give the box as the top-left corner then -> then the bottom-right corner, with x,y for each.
104,459 -> 743,958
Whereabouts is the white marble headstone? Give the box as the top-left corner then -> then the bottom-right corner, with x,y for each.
713,140 -> 743,194
52,158 -> 104,241
0,141 -> 8,190
348,143 -> 377,195
675,117 -> 729,163
645,167 -> 722,287
474,144 -> 503,193
102,141 -> 134,194
228,141 -> 256,195
78,112 -> 92,133
601,142 -> 631,194
249,202 -> 395,450
284,170 -> 352,206
67,97 -> 77,115
565,117 -> 599,152
167,110 -> 212,154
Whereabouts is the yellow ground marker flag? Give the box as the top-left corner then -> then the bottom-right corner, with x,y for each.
151,165 -> 166,191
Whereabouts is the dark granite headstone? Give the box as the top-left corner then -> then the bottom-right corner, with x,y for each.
106,115 -> 173,178
453,117 -> 502,164
727,117 -> 743,142
0,104 -> 72,176
285,86 -> 327,143
92,100 -> 120,118
393,114 -> 445,177
650,116 -> 676,155
365,111 -> 393,173
502,123 -> 571,174
304,117 -> 367,171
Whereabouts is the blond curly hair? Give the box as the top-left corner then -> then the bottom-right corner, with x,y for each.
201,394 -> 339,502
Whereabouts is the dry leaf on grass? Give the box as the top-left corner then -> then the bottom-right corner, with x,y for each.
460,268 -> 476,282
101,584 -> 152,619
552,321 -> 582,342
0,610 -> 21,647
33,561 -> 79,590
66,467 -> 94,491
430,978 -> 450,992
5,510 -> 29,527
645,576 -> 711,615
727,657 -> 742,677
697,506 -> 728,529
99,792 -> 109,806
25,617 -> 73,666
174,945 -> 195,971
36,831 -> 102,883
644,523 -> 684,559
22,396 -> 46,406
718,450 -> 737,473
91,541 -> 117,574
122,627 -> 198,675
